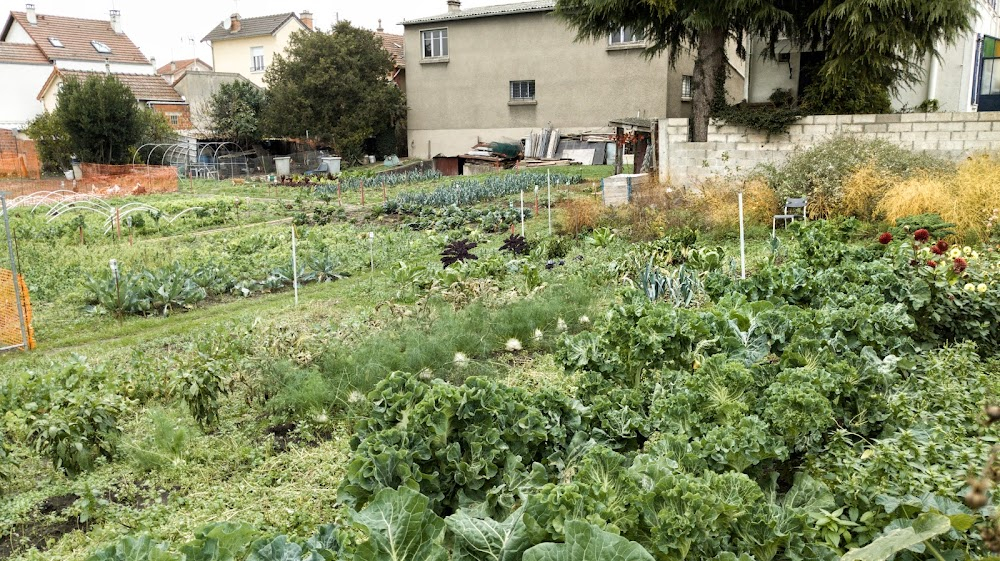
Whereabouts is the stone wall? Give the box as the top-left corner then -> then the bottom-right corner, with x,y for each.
658,112 -> 1000,185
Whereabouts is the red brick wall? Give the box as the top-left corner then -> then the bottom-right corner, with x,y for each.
150,104 -> 192,130
0,130 -> 41,179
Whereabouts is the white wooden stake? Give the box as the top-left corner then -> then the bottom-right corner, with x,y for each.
291,225 -> 299,306
738,192 -> 746,280
520,190 -> 525,237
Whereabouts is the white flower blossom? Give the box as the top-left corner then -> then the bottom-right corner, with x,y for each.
506,338 -> 523,352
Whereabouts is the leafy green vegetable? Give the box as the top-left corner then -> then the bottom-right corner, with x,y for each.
447,507 -> 534,561
86,535 -> 181,561
352,487 -> 448,561
522,521 -> 654,561
840,512 -> 951,561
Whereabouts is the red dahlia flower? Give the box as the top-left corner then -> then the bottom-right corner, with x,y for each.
927,260 -> 938,268
954,257 -> 968,274
914,229 -> 931,242
931,246 -> 943,255
879,232 -> 893,244
936,240 -> 949,252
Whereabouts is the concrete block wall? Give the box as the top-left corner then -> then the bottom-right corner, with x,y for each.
658,112 -> 1000,185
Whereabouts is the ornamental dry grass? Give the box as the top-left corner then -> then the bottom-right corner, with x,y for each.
560,197 -> 602,236
841,163 -> 899,221
878,155 -> 1000,241
690,177 -> 781,228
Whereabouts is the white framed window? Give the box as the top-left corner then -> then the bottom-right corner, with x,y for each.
168,114 -> 180,126
48,37 -> 63,47
609,26 -> 642,45
250,46 -> 264,72
91,40 -> 112,54
421,28 -> 448,58
510,80 -> 535,101
681,75 -> 693,101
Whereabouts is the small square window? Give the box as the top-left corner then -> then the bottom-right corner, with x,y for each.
421,28 -> 448,58
48,37 -> 63,47
609,26 -> 643,45
91,40 -> 112,54
168,114 -> 180,126
510,80 -> 535,101
681,75 -> 693,101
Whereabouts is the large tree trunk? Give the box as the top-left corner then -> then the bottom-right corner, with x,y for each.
691,27 -> 729,142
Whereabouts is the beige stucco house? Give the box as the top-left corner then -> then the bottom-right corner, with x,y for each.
201,11 -> 312,88
402,0 -> 745,157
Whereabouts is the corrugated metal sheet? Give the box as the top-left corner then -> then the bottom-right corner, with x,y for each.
402,0 -> 556,25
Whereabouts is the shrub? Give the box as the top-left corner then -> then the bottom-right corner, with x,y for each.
560,198 -> 602,236
687,178 -> 780,228
23,361 -> 130,476
879,155 -> 1000,241
841,163 -> 898,221
757,136 -> 952,218
171,348 -> 230,431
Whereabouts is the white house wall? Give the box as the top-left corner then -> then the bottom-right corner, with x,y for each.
747,39 -> 800,104
3,20 -> 31,43
0,62 -> 51,128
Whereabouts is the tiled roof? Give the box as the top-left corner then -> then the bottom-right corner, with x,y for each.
0,42 -> 49,64
156,58 -> 212,75
402,0 -> 556,25
41,69 -> 185,103
202,13 -> 303,42
5,11 -> 149,64
374,31 -> 404,67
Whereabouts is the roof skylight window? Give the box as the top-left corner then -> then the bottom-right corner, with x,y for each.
48,37 -> 63,47
91,40 -> 112,54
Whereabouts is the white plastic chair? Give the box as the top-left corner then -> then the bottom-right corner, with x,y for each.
773,198 -> 807,236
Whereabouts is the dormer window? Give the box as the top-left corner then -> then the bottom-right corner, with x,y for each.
91,40 -> 112,54
48,37 -> 63,47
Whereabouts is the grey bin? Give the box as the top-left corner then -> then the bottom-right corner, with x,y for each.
274,156 -> 291,176
321,157 -> 341,174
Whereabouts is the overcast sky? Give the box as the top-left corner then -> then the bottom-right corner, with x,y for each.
0,0 -> 512,66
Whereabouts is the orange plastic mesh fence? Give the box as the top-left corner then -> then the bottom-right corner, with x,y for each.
0,164 -> 178,198
0,153 -> 41,180
0,270 -> 34,351
79,164 -> 179,194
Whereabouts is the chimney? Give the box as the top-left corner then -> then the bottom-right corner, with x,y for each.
377,19 -> 383,33
230,14 -> 241,33
447,0 -> 461,12
110,9 -> 122,34
25,4 -> 36,25
150,56 -> 157,70
170,61 -> 176,72
301,10 -> 313,31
